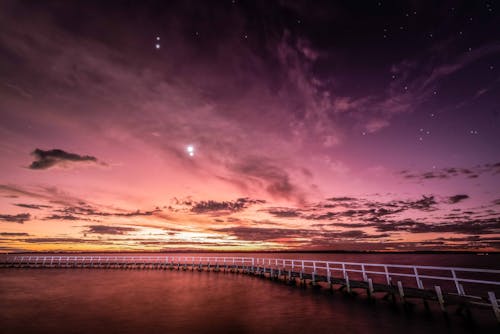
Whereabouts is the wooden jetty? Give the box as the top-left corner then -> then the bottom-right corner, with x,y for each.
1,255 -> 499,323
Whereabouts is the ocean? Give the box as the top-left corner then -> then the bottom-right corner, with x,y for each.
1,253 -> 499,333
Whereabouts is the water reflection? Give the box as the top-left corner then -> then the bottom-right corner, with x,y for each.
1,266 -> 498,333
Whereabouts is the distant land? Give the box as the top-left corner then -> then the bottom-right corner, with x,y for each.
2,250 -> 498,255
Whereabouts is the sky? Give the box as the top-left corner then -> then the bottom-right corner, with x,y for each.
0,0 -> 499,252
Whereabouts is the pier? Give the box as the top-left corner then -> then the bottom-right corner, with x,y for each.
2,255 -> 499,323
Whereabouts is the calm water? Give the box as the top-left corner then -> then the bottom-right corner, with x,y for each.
1,253 -> 499,333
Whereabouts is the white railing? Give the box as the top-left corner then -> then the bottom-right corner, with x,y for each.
3,255 -> 500,297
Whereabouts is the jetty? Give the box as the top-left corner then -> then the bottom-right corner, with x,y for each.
2,255 -> 499,323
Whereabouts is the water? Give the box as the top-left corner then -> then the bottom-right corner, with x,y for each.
1,253 -> 499,333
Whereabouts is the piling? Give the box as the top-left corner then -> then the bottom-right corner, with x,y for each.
488,291 -> 500,323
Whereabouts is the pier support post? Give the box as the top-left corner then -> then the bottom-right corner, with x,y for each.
488,291 -> 500,323
345,274 -> 351,293
367,278 -> 374,298
435,286 -> 446,313
397,281 -> 405,304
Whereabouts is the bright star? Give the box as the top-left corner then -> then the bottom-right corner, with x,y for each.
186,145 -> 195,156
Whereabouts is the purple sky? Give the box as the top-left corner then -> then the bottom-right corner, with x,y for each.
0,1 -> 499,252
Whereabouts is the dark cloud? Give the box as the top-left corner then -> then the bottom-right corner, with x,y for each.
83,225 -> 137,235
402,195 -> 437,211
232,158 -> 300,200
0,232 -> 29,236
449,194 -> 469,204
23,237 -> 102,244
400,163 -> 500,181
28,148 -> 102,170
215,226 -> 390,242
326,197 -> 356,202
13,203 -> 52,210
215,226 -> 314,241
190,198 -> 264,214
0,213 -> 30,223
56,205 -> 160,217
267,208 -> 300,218
372,218 -> 500,235
45,214 -> 81,221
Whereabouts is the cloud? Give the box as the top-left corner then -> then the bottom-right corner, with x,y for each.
215,226 -> 313,241
56,205 -> 160,217
0,232 -> 29,236
215,226 -> 390,243
400,163 -> 500,181
267,208 -> 301,218
23,237 -> 103,244
231,158 -> 301,200
28,148 -> 103,170
14,203 -> 52,210
327,197 -> 357,202
449,194 -> 469,204
370,218 -> 500,235
83,225 -> 137,235
190,198 -> 264,214
44,214 -> 81,221
0,213 -> 30,223
401,195 -> 437,211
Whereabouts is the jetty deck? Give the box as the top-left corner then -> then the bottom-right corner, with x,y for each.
2,255 -> 499,323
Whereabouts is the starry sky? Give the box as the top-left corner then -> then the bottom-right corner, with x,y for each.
0,0 -> 499,252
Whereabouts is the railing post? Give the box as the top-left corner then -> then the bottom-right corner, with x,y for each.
384,265 -> 391,285
361,264 -> 367,281
413,267 -> 424,289
451,269 -> 462,295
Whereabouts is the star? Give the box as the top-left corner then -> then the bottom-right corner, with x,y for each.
186,145 -> 195,157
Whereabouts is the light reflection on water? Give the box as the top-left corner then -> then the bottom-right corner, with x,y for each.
1,253 -> 499,333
